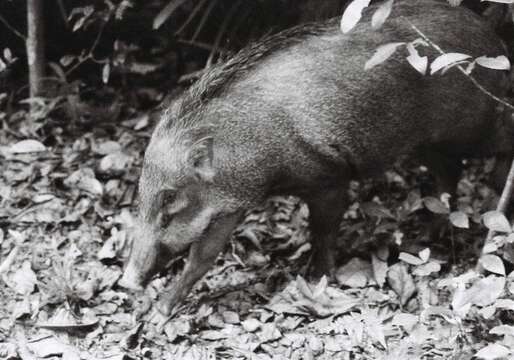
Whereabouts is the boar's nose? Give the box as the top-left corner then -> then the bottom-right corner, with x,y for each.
118,268 -> 145,291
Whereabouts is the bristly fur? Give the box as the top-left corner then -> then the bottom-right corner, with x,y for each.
161,18 -> 339,132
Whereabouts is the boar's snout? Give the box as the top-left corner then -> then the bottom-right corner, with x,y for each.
119,222 -> 168,291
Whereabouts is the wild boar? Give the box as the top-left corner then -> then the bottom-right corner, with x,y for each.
119,0 -> 512,314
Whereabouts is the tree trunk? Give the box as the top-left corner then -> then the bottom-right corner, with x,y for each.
26,0 -> 45,99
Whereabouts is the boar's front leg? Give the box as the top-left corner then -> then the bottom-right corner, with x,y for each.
158,212 -> 242,315
306,187 -> 348,279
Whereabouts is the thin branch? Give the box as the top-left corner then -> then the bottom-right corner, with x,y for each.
174,0 -> 209,36
0,12 -> 26,40
178,68 -> 205,83
405,18 -> 514,111
178,39 -> 227,53
56,0 -> 69,28
65,20 -> 108,76
205,0 -> 241,68
483,159 -> 514,250
497,160 -> 514,214
403,19 -> 514,257
191,0 -> 217,41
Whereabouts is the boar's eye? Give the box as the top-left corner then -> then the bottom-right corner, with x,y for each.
158,189 -> 186,228
161,189 -> 177,206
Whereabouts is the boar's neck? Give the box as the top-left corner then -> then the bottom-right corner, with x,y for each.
190,96 -> 358,205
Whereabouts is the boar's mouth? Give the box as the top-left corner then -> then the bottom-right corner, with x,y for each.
119,242 -> 188,291
161,247 -> 188,273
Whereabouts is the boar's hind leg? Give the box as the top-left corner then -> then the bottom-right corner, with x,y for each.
306,187 -> 348,280
158,213 -> 242,315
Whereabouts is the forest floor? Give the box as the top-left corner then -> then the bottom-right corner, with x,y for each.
0,104 -> 513,360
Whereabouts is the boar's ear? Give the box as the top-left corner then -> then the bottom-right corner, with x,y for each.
190,137 -> 214,183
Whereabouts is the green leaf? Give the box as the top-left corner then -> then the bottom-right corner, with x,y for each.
360,202 -> 395,219
430,53 -> 471,74
483,211 -> 511,233
153,0 -> 190,29
371,0 -> 394,30
423,197 -> 449,214
449,211 -> 469,229
475,55 -> 511,71
365,42 -> 404,70
480,255 -> 506,276
406,42 -> 428,75
418,248 -> 430,263
412,261 -> 441,277
398,252 -> 424,266
340,0 -> 371,33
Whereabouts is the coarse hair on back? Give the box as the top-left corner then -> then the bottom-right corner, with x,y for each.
160,18 -> 339,133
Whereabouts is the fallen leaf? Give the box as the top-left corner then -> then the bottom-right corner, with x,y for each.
98,151 -> 132,175
26,336 -> 71,358
222,311 -> 240,325
336,258 -> 373,288
480,255 -> 506,276
64,168 -> 103,196
9,139 -> 46,153
452,275 -> 505,310
12,261 -> 37,295
93,140 -> 121,155
490,325 -> 514,336
412,261 -> 441,277
242,318 -> 261,332
475,343 -> 511,360
391,313 -> 419,333
483,211 -> 511,233
36,308 -> 99,332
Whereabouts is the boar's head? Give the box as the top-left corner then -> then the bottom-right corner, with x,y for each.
119,117 -> 231,290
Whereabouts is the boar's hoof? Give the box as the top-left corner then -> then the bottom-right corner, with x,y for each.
309,251 -> 336,281
157,288 -> 183,315
118,272 -> 145,292
309,265 -> 336,283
